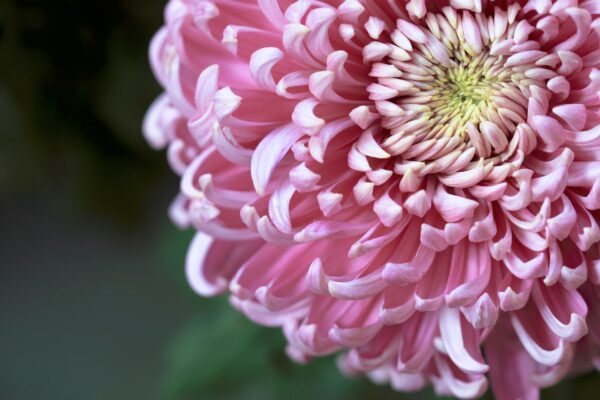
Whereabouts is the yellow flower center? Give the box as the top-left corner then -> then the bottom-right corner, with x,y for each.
429,54 -> 502,140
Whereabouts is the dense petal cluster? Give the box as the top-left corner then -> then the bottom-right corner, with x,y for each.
145,0 -> 600,398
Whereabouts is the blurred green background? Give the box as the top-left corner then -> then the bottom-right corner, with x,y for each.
0,1 -> 598,399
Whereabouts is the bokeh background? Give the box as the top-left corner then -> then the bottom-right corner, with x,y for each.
1,1 -> 599,399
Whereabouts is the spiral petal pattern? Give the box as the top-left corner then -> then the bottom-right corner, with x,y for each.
145,1 -> 600,398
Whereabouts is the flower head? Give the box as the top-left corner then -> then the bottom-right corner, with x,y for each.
145,0 -> 600,398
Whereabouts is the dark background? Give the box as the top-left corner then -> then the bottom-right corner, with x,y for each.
0,1 -> 598,399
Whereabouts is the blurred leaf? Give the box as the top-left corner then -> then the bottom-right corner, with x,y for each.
162,299 -> 270,400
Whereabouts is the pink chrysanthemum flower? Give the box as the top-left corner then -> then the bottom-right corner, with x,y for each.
144,0 -> 600,398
